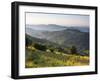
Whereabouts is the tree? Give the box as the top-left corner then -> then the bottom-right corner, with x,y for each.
26,37 -> 32,47
58,47 -> 64,52
34,43 -> 47,51
70,46 -> 77,54
49,48 -> 54,52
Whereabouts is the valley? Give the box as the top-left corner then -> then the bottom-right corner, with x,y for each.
25,24 -> 89,68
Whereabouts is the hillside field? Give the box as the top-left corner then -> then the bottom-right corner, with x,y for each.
25,46 -> 89,68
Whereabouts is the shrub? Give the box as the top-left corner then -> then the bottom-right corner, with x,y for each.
26,37 -> 32,47
34,43 -> 47,51
70,46 -> 77,54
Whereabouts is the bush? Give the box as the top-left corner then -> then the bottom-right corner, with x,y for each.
70,46 -> 77,54
34,43 -> 47,51
26,37 -> 32,47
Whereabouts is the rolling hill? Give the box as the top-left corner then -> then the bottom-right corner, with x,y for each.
26,24 -> 89,54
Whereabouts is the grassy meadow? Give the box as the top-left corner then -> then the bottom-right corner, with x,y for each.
25,45 -> 89,68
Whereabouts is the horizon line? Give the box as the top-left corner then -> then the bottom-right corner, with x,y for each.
26,24 -> 89,28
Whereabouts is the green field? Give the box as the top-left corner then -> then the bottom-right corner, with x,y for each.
25,46 -> 89,68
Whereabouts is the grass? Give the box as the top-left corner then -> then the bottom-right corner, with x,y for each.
25,47 -> 89,68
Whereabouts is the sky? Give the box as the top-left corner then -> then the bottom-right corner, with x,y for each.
26,12 -> 89,27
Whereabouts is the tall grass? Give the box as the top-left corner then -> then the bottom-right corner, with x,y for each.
25,47 -> 89,68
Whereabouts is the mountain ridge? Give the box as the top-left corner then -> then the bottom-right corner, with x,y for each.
26,24 -> 89,32
26,24 -> 89,54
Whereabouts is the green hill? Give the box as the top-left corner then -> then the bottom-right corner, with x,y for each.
25,34 -> 89,68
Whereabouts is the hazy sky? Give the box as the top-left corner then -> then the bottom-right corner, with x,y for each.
26,12 -> 89,27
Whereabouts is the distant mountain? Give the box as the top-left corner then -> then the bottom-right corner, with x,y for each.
26,24 -> 89,32
68,26 -> 89,32
26,24 -> 67,31
26,27 -> 46,39
26,24 -> 89,53
26,34 -> 60,48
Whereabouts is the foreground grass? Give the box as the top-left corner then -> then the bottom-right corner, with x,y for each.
25,48 -> 89,68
